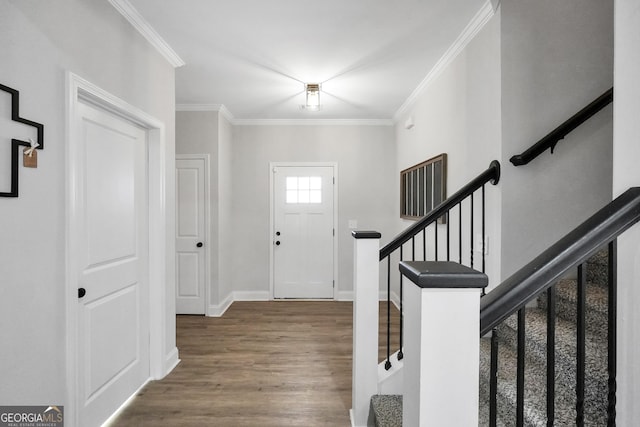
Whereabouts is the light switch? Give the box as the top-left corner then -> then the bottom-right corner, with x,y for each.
475,234 -> 489,255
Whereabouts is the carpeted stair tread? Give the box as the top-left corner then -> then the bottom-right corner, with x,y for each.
370,394 -> 402,427
537,279 -> 608,338
496,308 -> 608,423
479,336 -> 578,426
586,248 -> 609,285
587,248 -> 609,268
372,250 -> 611,426
481,334 -> 609,426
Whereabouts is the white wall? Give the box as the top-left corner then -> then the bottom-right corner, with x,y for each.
500,0 -> 613,278
231,125 -> 396,298
613,0 -> 640,423
0,0 -> 175,406
394,11 -> 502,288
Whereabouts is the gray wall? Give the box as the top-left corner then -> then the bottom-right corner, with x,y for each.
0,0 -> 175,406
176,111 -> 220,307
613,0 -> 640,422
175,111 -> 235,310
231,125 -> 396,297
217,114 -> 234,303
500,0 -> 614,278
394,10 -> 502,288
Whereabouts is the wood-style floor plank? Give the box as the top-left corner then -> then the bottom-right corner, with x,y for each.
110,301 -> 399,427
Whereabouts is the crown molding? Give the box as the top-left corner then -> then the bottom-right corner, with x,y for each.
393,0 -> 495,122
108,0 -> 185,68
218,105 -> 235,123
176,104 -> 392,126
176,104 -> 235,122
232,118 -> 394,126
176,104 -> 224,112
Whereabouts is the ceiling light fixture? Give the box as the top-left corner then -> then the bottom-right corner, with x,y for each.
305,83 -> 320,111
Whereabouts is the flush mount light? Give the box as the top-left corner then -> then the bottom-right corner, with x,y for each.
305,83 -> 320,111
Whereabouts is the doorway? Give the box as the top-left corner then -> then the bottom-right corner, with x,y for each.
271,163 -> 337,299
66,73 -> 171,426
175,155 -> 210,314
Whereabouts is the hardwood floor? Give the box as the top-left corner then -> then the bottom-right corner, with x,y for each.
110,301 -> 400,427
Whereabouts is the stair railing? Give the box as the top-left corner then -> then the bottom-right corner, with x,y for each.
510,87 -> 613,166
480,187 -> 640,426
379,160 -> 501,370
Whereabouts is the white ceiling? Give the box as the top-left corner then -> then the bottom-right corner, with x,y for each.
125,0 -> 488,121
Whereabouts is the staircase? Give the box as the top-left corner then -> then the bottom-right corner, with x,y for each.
370,249 -> 610,426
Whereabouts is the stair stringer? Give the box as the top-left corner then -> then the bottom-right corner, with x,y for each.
377,350 -> 404,395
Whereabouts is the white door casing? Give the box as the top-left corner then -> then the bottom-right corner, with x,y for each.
66,73 -> 174,427
271,164 -> 337,299
175,155 -> 209,314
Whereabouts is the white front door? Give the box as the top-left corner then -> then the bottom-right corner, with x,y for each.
75,101 -> 150,426
175,156 -> 207,314
273,166 -> 335,299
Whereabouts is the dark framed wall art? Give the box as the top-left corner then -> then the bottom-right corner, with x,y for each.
400,153 -> 447,220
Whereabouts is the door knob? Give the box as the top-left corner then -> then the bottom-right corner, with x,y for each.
275,241 -> 281,246
276,231 -> 281,236
78,288 -> 86,298
197,242 -> 203,248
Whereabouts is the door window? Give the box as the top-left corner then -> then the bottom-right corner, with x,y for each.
286,176 -> 322,204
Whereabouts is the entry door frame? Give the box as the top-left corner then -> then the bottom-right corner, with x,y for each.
65,72 -> 171,427
176,154 -> 211,315
269,162 -> 338,300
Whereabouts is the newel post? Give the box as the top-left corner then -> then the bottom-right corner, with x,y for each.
400,261 -> 488,427
351,231 -> 381,427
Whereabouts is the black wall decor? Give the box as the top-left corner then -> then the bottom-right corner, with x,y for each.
400,153 -> 447,221
1,83 -> 44,197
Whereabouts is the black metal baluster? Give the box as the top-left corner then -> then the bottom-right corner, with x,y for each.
547,286 -> 556,426
576,263 -> 586,426
385,255 -> 391,370
607,240 -> 617,426
490,329 -> 499,427
471,192 -> 474,269
459,203 -> 463,264
482,184 -> 486,276
517,309 -> 526,427
398,246 -> 404,360
446,211 -> 450,261
423,229 -> 426,261
412,236 -> 415,261
434,220 -> 439,261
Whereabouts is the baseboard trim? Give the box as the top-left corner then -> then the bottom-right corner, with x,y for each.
337,291 -> 353,301
102,377 -> 152,426
208,293 -> 233,317
390,291 -> 401,310
163,347 -> 180,378
336,290 -> 397,302
233,290 -> 270,301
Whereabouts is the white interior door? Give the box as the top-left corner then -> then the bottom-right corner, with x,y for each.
75,101 -> 150,426
175,156 -> 207,314
273,166 -> 335,299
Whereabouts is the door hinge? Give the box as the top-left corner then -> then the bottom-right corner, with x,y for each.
333,228 -> 335,236
333,280 -> 335,288
333,177 -> 335,185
